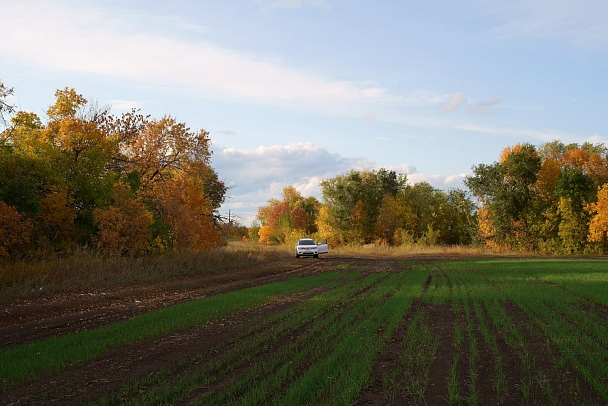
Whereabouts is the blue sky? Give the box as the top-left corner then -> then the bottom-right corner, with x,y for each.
2,0 -> 607,224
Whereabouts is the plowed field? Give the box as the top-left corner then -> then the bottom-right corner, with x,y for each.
1,256 -> 606,405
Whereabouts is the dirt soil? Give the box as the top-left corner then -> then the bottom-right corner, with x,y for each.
0,255 -> 604,405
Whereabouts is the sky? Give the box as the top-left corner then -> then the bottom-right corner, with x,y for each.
1,0 -> 607,224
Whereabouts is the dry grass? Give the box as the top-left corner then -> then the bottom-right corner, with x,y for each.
0,242 -> 290,301
328,243 -> 492,258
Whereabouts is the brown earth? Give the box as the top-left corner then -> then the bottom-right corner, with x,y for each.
0,255 -> 605,405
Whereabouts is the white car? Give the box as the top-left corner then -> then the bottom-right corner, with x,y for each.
295,238 -> 328,258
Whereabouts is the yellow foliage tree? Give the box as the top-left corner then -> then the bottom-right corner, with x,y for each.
258,225 -> 275,245
315,206 -> 337,242
93,182 -> 153,256
476,206 -> 499,249
155,172 -> 221,251
557,197 -> 588,254
588,184 -> 608,253
37,188 -> 77,248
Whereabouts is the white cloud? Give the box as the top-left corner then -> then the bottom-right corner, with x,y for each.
215,130 -> 238,137
380,163 -> 417,175
212,142 -> 394,225
0,2 -> 384,111
361,112 -> 377,121
212,141 -> 378,222
455,123 -> 565,141
407,173 -> 467,189
109,100 -> 142,111
212,141 -> 465,224
586,134 -> 605,144
214,141 -> 367,196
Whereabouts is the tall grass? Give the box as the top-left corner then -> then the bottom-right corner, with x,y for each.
0,243 -> 291,300
329,243 -> 489,258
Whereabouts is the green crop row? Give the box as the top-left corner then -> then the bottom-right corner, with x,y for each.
93,266 -> 428,405
0,269 -> 350,385
445,259 -> 608,403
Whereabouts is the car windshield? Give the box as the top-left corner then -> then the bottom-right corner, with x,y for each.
298,239 -> 315,245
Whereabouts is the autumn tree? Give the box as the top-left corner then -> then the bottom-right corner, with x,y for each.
153,172 -> 221,251
466,143 -> 541,249
587,184 -> 608,254
468,140 -> 608,253
106,111 -> 227,221
37,188 -> 77,250
557,197 -> 588,254
257,186 -> 320,245
375,194 -> 415,245
320,169 -> 407,244
39,88 -> 119,242
0,85 -> 227,258
315,205 -> 340,243
0,201 -> 32,260
94,182 -> 153,256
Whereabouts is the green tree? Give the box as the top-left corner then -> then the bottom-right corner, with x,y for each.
557,197 -> 588,254
466,143 -> 541,249
43,89 -> 118,242
375,194 -> 416,245
445,189 -> 477,245
320,169 -> 407,244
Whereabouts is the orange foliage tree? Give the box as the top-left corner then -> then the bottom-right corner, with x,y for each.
0,202 -> 32,260
588,184 -> 608,253
93,183 -> 153,256
257,186 -> 320,245
153,172 -> 220,251
0,85 -> 227,258
470,141 -> 608,253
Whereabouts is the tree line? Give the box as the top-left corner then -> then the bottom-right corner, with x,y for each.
256,142 -> 608,254
2,82 -> 608,259
0,83 -> 227,259
255,169 -> 476,247
466,142 -> 608,254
